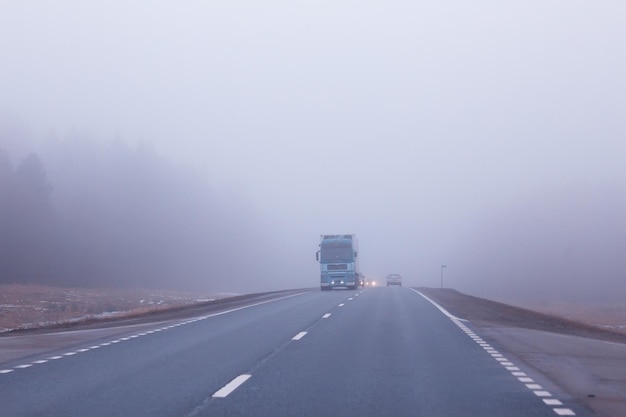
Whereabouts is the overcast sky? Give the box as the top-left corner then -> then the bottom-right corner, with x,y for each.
1,2 -> 625,299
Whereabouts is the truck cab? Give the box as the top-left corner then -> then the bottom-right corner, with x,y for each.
316,234 -> 360,290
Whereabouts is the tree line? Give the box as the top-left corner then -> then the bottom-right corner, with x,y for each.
0,140 -> 264,292
0,150 -> 55,284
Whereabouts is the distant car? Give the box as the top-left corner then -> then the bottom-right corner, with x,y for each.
386,274 -> 402,286
365,279 -> 377,287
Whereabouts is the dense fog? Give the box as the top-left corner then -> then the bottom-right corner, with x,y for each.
1,2 -> 625,301
452,183 -> 626,302
0,125 -> 278,293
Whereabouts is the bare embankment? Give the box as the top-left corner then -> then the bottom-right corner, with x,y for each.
418,288 -> 626,344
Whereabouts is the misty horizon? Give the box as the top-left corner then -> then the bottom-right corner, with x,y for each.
1,2 -> 625,302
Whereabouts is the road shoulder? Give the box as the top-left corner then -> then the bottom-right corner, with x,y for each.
418,288 -> 626,417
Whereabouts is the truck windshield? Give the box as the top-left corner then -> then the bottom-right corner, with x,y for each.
320,246 -> 353,262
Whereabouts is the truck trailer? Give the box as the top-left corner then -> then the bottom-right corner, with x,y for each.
316,234 -> 361,291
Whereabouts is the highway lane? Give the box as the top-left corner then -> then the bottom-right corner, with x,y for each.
205,287 -> 585,417
0,287 -> 589,416
1,290 -> 337,417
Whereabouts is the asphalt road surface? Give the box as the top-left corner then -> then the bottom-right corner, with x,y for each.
1,287 -> 592,416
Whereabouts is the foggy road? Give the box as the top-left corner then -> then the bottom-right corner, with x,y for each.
1,288 -> 589,417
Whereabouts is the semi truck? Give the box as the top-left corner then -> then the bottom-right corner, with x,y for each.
316,234 -> 361,291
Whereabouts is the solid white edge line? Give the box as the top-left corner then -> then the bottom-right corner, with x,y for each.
212,374 -> 251,398
200,291 -> 312,321
0,291 -> 314,377
409,289 -> 468,322
412,287 -> 576,416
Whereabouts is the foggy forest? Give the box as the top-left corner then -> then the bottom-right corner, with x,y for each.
1,2 -> 625,303
0,121 -> 271,293
2,114 -> 625,302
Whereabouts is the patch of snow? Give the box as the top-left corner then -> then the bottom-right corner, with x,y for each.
600,324 -> 626,330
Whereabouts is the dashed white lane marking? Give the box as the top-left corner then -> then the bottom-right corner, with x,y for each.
292,331 -> 308,341
432,298 -> 577,416
1,291 -> 313,377
338,303 -> 345,307
212,374 -> 251,398
322,313 -> 331,319
348,297 -> 354,301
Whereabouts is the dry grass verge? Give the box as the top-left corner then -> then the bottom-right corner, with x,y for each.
0,284 -> 222,333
